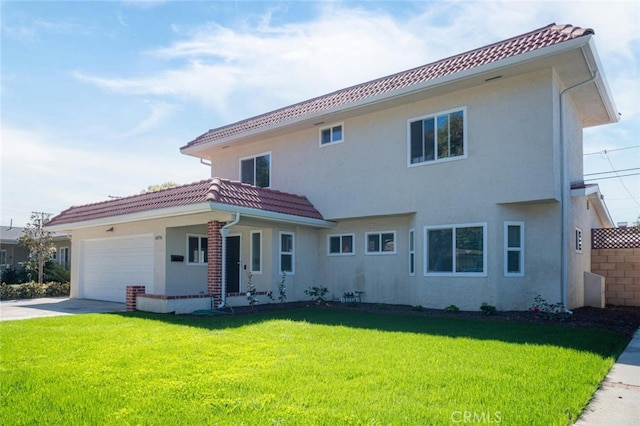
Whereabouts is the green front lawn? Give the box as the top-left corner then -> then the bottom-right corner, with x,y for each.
0,308 -> 627,425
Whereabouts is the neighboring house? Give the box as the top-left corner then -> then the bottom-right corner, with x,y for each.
46,23 -> 618,312
0,226 -> 71,273
0,227 -> 30,272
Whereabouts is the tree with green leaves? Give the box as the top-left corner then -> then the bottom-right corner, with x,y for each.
141,182 -> 178,194
18,212 -> 55,284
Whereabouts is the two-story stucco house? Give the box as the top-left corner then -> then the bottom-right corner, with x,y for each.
46,23 -> 618,313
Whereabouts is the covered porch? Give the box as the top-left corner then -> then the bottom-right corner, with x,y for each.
46,178 -> 333,313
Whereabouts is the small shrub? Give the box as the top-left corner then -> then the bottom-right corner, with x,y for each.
0,283 -> 19,300
304,285 -> 329,303
411,305 -> 425,312
18,282 -> 46,299
267,274 -> 287,304
444,304 -> 460,313
529,295 -> 570,321
0,281 -> 70,300
275,272 -> 287,304
480,302 -> 497,315
45,282 -> 71,297
245,272 -> 259,309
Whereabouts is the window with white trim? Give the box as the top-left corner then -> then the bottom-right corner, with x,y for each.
187,235 -> 208,264
0,250 -> 6,266
409,229 -> 415,276
366,231 -> 396,255
279,232 -> 295,274
319,124 -> 344,146
250,231 -> 262,273
328,234 -> 354,255
240,153 -> 270,188
504,222 -> 524,276
59,247 -> 70,267
575,228 -> 583,253
424,223 -> 486,275
408,108 -> 465,165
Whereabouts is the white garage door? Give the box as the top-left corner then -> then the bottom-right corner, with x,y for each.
80,235 -> 154,303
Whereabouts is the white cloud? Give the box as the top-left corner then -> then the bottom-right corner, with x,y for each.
0,125 -> 207,226
6,1 -> 638,224
121,100 -> 175,137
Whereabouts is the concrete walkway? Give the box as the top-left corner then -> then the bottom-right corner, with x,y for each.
575,328 -> 640,425
0,297 -> 125,321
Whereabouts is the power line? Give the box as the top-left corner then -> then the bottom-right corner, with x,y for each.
584,172 -> 640,181
601,153 -> 640,209
584,145 -> 640,156
584,167 -> 640,177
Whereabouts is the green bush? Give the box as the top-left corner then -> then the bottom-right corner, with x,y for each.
480,302 -> 497,315
444,304 -> 460,312
0,281 -> 70,300
45,282 -> 71,297
0,283 -> 19,300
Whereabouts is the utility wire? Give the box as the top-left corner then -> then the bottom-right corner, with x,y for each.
584,145 -> 640,156
584,167 -> 640,176
601,153 -> 640,208
584,172 -> 640,181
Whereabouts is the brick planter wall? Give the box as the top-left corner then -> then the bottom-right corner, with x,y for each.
126,286 -> 146,311
591,248 -> 640,306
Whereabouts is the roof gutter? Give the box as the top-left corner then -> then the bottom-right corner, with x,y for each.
559,64 -> 599,314
45,202 -> 214,232
208,201 -> 335,228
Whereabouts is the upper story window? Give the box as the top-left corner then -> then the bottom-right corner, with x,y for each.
240,153 -> 270,188
408,108 -> 466,166
319,124 -> 343,146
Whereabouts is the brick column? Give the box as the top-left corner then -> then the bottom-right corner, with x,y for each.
208,221 -> 224,306
126,286 -> 146,311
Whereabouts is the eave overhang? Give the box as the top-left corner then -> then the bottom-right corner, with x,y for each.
181,32 -> 616,159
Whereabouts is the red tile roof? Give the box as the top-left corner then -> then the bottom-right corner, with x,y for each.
182,23 -> 593,150
47,178 -> 323,227
207,178 -> 323,219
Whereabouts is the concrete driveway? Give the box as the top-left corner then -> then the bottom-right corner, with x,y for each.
0,297 -> 126,321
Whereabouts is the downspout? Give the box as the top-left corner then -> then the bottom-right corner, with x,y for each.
218,212 -> 240,308
559,67 -> 598,313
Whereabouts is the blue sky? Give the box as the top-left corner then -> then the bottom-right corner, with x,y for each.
1,0 -> 639,227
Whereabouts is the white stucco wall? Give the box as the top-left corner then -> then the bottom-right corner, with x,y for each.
64,64 -> 605,311
196,69 -> 567,310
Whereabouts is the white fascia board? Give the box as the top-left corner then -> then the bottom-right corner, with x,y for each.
209,202 -> 335,228
583,38 -> 620,123
45,202 -> 214,232
571,185 -> 615,227
181,37 -> 592,156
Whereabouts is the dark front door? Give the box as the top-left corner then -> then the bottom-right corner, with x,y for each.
225,236 -> 241,293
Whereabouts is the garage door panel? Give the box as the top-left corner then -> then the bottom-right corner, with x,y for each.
81,235 -> 154,303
